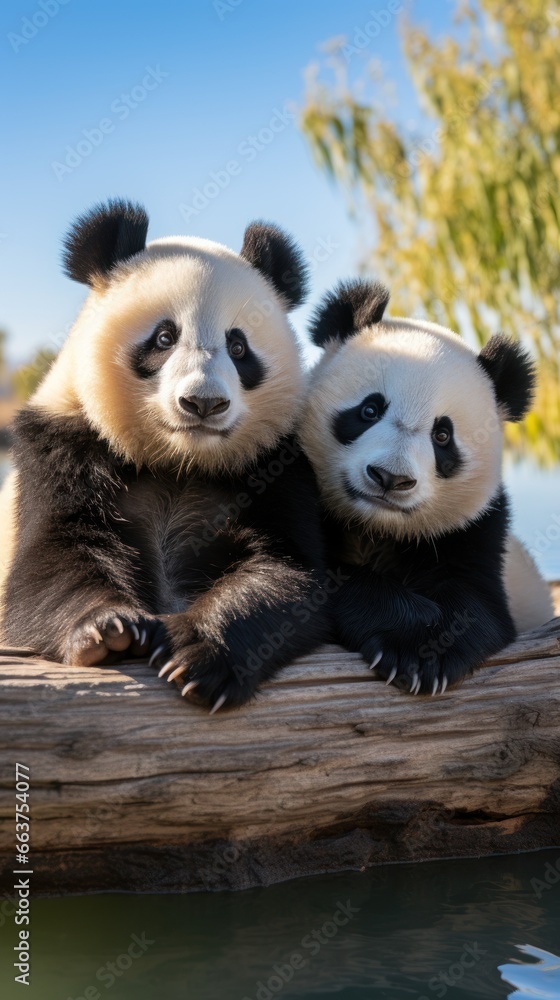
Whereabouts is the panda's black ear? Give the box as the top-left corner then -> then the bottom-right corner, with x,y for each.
240,222 -> 308,310
62,199 -> 149,286
477,335 -> 535,421
309,279 -> 390,348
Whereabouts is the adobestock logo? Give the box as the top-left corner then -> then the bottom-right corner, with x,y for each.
242,900 -> 360,1000
64,932 -> 155,1000
418,942 -> 487,999
8,0 -> 71,54
233,566 -> 349,683
529,513 -> 560,560
214,0 -> 244,19
531,855 -> 560,899
51,66 -> 169,181
179,104 -> 295,221
342,2 -> 403,61
418,609 -> 477,667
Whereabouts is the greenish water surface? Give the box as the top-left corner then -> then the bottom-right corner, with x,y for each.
1,850 -> 559,999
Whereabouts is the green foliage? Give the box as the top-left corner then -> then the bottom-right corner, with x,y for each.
11,348 -> 58,402
301,0 -> 560,463
0,329 -> 7,380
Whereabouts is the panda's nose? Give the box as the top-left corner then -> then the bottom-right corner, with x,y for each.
367,465 -> 417,492
179,395 -> 231,419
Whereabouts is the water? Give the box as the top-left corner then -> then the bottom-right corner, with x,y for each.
1,851 -> 559,999
504,461 -> 560,581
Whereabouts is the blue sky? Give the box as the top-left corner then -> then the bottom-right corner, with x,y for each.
2,0 -> 560,574
0,0 -> 451,365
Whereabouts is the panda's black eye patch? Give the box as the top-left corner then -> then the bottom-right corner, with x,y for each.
131,320 -> 179,379
333,393 -> 387,445
432,416 -> 463,478
226,328 -> 267,390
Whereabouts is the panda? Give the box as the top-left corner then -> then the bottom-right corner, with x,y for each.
0,199 -> 330,711
299,279 -> 553,695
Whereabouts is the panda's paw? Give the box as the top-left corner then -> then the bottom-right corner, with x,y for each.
363,635 -> 424,694
149,617 -> 251,712
64,608 -> 155,666
363,633 -> 471,696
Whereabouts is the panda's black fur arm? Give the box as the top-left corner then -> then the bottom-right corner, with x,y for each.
151,440 -> 331,707
3,408 -> 154,661
330,487 -> 516,692
4,416 -> 329,702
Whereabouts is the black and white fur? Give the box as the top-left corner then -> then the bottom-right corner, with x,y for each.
299,279 -> 553,695
0,200 -> 329,710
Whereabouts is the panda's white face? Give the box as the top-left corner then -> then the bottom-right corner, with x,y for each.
33,237 -> 304,472
300,318 -> 504,540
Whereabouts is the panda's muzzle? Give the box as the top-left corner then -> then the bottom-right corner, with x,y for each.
179,395 -> 231,419
366,465 -> 417,493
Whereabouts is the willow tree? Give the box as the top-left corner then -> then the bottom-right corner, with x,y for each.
301,0 -> 560,462
0,330 -> 7,382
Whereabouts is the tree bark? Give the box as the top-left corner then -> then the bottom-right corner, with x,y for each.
1,610 -> 559,894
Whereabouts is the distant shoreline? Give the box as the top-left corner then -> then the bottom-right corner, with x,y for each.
0,449 -> 10,485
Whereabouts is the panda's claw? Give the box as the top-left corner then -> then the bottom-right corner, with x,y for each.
386,666 -> 397,686
370,650 -> 383,670
441,674 -> 448,695
149,645 -> 166,668
130,624 -> 140,641
432,678 -> 439,696
140,629 -> 147,647
158,659 -> 176,679
210,693 -> 227,715
181,680 -> 199,698
112,617 -> 124,635
410,671 -> 419,694
167,663 -> 189,683
90,626 -> 103,645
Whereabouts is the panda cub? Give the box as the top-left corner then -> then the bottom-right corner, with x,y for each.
0,200 -> 329,710
300,279 -> 553,695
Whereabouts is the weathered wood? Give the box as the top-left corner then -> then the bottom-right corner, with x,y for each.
1,610 -> 559,894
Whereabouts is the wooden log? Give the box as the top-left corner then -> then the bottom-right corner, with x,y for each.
1,610 -> 559,895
